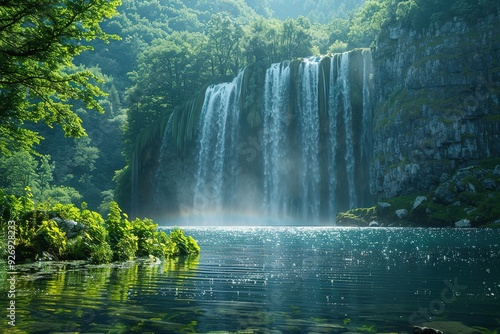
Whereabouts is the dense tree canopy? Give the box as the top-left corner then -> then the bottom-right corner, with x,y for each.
1,0 -> 498,213
0,0 -> 121,155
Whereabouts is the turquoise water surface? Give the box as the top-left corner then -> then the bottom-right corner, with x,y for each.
1,227 -> 499,333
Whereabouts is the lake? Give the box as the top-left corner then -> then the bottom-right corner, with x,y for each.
1,227 -> 499,333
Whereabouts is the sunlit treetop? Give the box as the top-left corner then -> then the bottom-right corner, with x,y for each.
0,0 -> 121,156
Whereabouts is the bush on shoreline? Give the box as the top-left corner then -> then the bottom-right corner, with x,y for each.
0,188 -> 199,263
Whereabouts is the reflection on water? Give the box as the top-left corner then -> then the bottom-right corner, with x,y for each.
1,227 -> 499,333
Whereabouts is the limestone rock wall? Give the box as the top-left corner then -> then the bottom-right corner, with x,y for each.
370,13 -> 500,198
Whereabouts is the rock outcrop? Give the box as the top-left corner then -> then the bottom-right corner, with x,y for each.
413,326 -> 443,334
370,13 -> 500,199
338,164 -> 500,227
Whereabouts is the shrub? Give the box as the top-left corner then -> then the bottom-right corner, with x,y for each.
149,230 -> 176,259
1,192 -> 199,263
105,202 -> 138,261
131,217 -> 158,257
89,242 -> 113,264
64,236 -> 86,260
35,220 -> 67,258
114,234 -> 138,261
170,228 -> 200,256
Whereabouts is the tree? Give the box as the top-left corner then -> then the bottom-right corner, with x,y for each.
0,0 -> 121,156
132,31 -> 207,110
327,17 -> 351,48
280,17 -> 313,59
206,13 -> 244,78
347,0 -> 389,47
244,18 -> 282,63
0,150 -> 83,204
0,151 -> 39,196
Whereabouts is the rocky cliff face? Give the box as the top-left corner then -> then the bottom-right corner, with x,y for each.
370,13 -> 500,199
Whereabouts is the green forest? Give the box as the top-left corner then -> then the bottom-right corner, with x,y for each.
0,0 -> 496,214
0,0 -> 497,223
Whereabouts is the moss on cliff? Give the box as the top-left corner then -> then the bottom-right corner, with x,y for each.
374,87 -> 470,134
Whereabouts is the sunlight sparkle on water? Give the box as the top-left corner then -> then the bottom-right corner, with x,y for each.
156,210 -> 327,226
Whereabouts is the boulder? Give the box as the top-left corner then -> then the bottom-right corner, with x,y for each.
455,219 -> 471,228
493,165 -> 500,176
413,326 -> 443,334
395,209 -> 409,219
434,185 -> 455,204
482,178 -> 497,190
413,196 -> 427,209
439,173 -> 450,183
41,251 -> 58,261
421,321 -> 481,334
52,217 -> 86,238
455,180 -> 465,192
376,202 -> 391,216
466,182 -> 476,194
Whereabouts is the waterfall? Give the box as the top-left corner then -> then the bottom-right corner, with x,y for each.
339,52 -> 357,208
297,57 -> 321,220
327,55 -> 340,217
262,57 -> 324,220
361,49 -> 374,206
325,51 -> 372,214
151,49 -> 373,223
193,69 -> 245,214
263,61 -> 291,217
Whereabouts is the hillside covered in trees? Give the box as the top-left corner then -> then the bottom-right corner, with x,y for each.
1,0 -> 498,216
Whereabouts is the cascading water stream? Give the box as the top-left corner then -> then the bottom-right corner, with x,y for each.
297,57 -> 321,220
361,49 -> 373,199
263,61 -> 291,217
327,55 -> 340,218
193,70 -> 245,214
339,52 -> 357,209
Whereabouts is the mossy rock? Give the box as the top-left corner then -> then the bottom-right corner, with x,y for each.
377,162 -> 500,227
336,207 -> 377,226
421,321 -> 481,334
